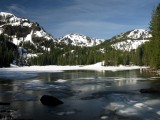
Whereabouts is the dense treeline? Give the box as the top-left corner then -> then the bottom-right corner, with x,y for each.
28,43 -> 105,65
28,41 -> 135,66
0,34 -> 17,67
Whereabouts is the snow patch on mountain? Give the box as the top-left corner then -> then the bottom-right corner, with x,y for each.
0,12 -> 55,45
0,12 -> 55,49
0,12 -> 29,26
111,29 -> 151,51
11,30 -> 34,45
127,29 -> 151,39
59,33 -> 104,47
0,12 -> 57,65
111,40 -> 149,51
97,48 -> 105,53
25,30 -> 33,43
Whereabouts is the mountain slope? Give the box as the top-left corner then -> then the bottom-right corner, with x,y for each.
0,12 -> 55,53
0,12 -> 54,41
0,12 -> 58,66
58,33 -> 104,47
109,29 -> 151,51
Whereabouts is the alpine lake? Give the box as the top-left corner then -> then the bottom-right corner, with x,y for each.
0,69 -> 160,120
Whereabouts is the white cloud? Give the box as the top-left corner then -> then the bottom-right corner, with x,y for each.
7,4 -> 26,14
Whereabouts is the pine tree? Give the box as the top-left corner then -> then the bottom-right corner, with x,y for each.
149,3 -> 160,68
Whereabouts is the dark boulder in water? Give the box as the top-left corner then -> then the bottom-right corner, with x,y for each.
0,102 -> 10,105
40,95 -> 63,106
140,88 -> 160,94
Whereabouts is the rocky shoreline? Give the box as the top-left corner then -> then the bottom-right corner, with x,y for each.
148,68 -> 160,76
140,67 -> 160,76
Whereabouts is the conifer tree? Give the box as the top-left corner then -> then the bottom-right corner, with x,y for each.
149,3 -> 160,68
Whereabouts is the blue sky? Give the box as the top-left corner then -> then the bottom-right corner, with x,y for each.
0,0 -> 160,39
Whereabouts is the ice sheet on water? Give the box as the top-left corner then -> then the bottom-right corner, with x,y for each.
77,77 -> 95,80
117,108 -> 139,116
14,93 -> 37,101
106,102 -> 125,111
100,116 -> 108,120
55,109 -> 79,116
0,71 -> 38,80
0,66 -> 63,80
102,93 -> 160,119
56,110 -> 76,116
54,79 -> 67,83
115,101 -> 159,119
24,82 -> 65,90
134,103 -> 153,111
114,77 -> 147,81
144,99 -> 160,106
156,111 -> 160,116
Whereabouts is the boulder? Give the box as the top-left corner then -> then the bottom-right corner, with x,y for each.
40,95 -> 63,106
0,102 -> 10,105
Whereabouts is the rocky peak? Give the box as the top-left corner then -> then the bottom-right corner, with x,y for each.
59,33 -> 104,47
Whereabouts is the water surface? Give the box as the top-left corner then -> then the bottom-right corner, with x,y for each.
0,70 -> 160,120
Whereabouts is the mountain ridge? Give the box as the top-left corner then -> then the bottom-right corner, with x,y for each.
0,12 -> 105,48
105,29 -> 152,51
58,33 -> 104,47
0,11 -> 152,66
0,12 -> 152,49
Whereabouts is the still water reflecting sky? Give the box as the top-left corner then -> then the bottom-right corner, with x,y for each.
0,70 -> 159,120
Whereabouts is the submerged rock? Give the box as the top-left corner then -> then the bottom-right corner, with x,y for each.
0,102 -> 10,105
40,95 -> 63,106
140,88 -> 160,94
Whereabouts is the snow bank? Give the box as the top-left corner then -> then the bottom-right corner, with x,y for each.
0,62 -> 147,73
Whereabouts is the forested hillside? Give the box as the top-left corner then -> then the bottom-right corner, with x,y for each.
29,29 -> 150,66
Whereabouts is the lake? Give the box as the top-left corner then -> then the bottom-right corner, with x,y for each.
0,69 -> 160,120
